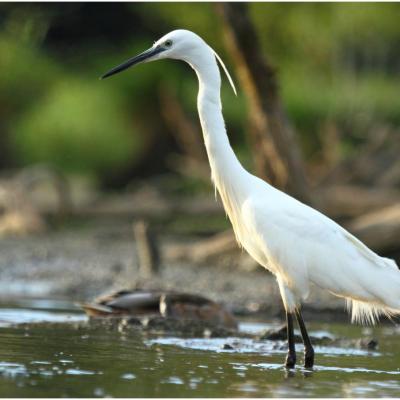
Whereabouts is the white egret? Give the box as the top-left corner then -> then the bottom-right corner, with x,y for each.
101,30 -> 400,368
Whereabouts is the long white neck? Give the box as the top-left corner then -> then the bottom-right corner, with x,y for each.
187,47 -> 250,236
191,50 -> 247,188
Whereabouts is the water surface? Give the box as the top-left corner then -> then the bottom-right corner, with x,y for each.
0,300 -> 399,397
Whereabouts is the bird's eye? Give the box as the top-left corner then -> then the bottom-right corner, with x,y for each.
165,40 -> 173,48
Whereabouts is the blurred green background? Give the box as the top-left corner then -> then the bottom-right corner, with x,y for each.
1,2 -> 399,189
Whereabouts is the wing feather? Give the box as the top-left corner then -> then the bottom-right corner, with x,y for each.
251,193 -> 397,272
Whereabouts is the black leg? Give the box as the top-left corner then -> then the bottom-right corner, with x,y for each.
295,309 -> 314,368
285,311 -> 296,369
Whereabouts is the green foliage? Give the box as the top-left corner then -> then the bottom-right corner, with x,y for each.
0,35 -> 60,110
1,3 -> 400,184
11,79 -> 141,175
282,69 -> 400,156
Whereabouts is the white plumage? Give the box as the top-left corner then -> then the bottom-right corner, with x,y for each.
162,30 -> 400,324
102,29 -> 400,367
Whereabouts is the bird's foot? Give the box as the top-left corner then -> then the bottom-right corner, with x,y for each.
285,351 -> 296,369
303,347 -> 314,369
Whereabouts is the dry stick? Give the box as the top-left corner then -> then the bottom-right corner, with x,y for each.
133,220 -> 161,278
216,3 -> 311,204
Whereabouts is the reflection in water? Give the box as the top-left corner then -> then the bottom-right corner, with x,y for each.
0,301 -> 399,397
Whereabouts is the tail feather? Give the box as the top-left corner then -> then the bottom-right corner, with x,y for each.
344,255 -> 400,325
346,299 -> 400,325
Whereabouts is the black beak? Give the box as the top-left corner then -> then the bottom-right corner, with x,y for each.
100,46 -> 165,80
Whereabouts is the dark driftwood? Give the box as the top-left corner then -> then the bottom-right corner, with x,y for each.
216,3 -> 310,204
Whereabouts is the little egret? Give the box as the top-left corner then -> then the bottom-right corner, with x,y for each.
101,30 -> 400,368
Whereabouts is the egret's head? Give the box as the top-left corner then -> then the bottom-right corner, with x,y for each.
101,29 -> 237,94
101,30 -> 205,79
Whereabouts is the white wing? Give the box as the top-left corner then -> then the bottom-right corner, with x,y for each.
253,185 -> 396,268
242,183 -> 398,303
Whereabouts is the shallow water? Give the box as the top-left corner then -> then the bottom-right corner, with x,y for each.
0,300 -> 399,397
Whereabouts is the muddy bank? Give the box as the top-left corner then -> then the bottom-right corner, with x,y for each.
0,220 -> 348,321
